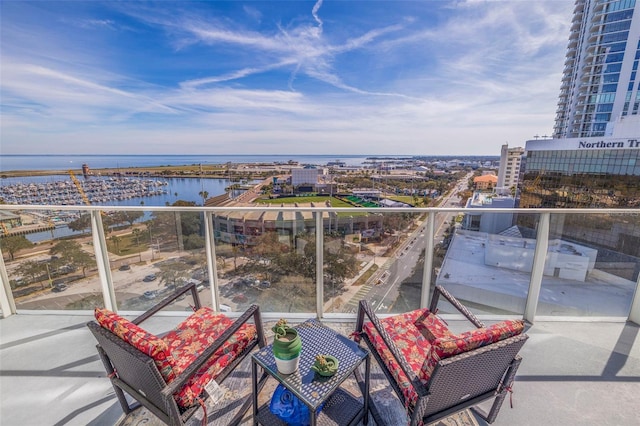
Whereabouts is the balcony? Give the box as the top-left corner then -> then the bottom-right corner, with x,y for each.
1,204 -> 639,425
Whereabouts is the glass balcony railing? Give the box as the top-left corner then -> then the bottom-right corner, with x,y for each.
1,204 -> 639,324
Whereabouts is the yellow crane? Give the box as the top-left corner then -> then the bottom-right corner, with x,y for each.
69,170 -> 91,206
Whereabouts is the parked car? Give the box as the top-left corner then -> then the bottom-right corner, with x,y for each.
58,265 -> 77,274
119,264 -> 131,271
143,274 -> 157,282
143,290 -> 156,300
51,283 -> 68,293
259,280 -> 271,289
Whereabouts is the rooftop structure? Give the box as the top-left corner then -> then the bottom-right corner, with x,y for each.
462,192 -> 516,234
473,174 -> 498,190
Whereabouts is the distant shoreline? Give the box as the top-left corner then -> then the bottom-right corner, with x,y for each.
0,163 -> 280,180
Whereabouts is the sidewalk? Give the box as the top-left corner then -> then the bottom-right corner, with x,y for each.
323,257 -> 387,313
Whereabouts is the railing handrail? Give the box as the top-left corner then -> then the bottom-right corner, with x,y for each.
1,204 -> 639,215
1,204 -> 639,323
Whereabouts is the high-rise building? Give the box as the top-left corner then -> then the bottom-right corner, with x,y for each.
496,144 -> 524,191
517,1 -> 640,263
553,0 -> 640,139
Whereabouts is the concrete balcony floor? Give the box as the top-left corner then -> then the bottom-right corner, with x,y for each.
1,313 -> 639,426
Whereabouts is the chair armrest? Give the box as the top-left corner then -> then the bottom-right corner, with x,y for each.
161,304 -> 263,398
133,283 -> 201,325
355,300 -> 423,392
430,285 -> 484,329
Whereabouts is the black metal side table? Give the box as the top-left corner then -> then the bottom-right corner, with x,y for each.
251,319 -> 370,426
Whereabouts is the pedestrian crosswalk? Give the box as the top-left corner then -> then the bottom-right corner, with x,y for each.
343,283 -> 373,313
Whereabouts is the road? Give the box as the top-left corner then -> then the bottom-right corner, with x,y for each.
348,171 -> 474,314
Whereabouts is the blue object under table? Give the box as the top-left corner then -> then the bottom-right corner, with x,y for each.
251,319 -> 370,426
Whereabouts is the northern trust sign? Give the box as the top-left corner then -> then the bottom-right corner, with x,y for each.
525,137 -> 640,152
578,139 -> 640,149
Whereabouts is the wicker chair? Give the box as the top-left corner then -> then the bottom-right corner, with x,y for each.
87,283 -> 267,426
353,285 -> 528,426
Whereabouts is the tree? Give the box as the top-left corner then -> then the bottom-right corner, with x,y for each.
100,213 -> 115,234
131,228 -> 142,246
68,213 -> 92,234
110,235 -> 122,254
184,234 -> 205,250
131,228 -> 143,261
113,211 -> 144,227
50,240 -> 94,277
156,260 -> 191,289
16,260 -> 48,289
198,190 -> 209,205
257,276 -> 315,312
0,235 -> 33,261
180,212 -> 202,236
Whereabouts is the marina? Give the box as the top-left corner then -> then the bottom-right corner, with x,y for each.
0,174 -> 237,241
0,177 -> 169,206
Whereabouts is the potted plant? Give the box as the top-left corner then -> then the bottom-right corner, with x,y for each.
271,318 -> 302,374
311,354 -> 339,377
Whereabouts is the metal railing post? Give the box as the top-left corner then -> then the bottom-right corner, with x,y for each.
316,211 -> 324,318
204,211 -> 220,310
0,251 -> 17,317
421,211 -> 436,308
629,270 -> 640,325
524,212 -> 550,323
91,210 -> 117,311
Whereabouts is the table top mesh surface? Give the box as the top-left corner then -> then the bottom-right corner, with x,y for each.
252,319 -> 368,409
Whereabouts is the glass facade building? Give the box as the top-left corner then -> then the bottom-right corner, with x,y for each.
553,0 -> 640,138
520,1 -> 640,263
520,135 -> 640,260
521,136 -> 640,209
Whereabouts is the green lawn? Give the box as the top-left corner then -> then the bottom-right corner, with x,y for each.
260,196 -> 352,207
387,195 -> 415,204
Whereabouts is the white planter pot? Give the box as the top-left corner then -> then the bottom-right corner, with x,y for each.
274,354 -> 300,374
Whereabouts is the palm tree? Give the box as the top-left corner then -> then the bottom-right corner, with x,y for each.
132,228 -> 141,245
198,190 -> 209,205
132,228 -> 142,262
110,235 -> 121,254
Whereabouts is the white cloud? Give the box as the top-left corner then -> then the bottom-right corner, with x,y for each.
0,1 -> 574,156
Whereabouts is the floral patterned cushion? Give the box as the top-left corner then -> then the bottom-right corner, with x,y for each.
162,307 -> 258,408
419,319 -> 525,385
414,311 -> 454,342
94,308 -> 176,382
362,309 -> 525,410
95,306 -> 258,409
362,308 -> 433,408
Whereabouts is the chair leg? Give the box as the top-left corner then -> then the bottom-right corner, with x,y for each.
95,345 -> 135,415
471,356 -> 523,424
354,301 -> 365,342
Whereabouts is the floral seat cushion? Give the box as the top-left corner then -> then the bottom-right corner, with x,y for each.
362,308 -> 524,410
362,308 -> 435,408
163,307 -> 257,407
94,308 -> 176,381
95,307 -> 257,409
419,319 -> 525,386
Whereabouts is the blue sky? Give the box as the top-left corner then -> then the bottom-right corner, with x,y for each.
0,1 -> 573,156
